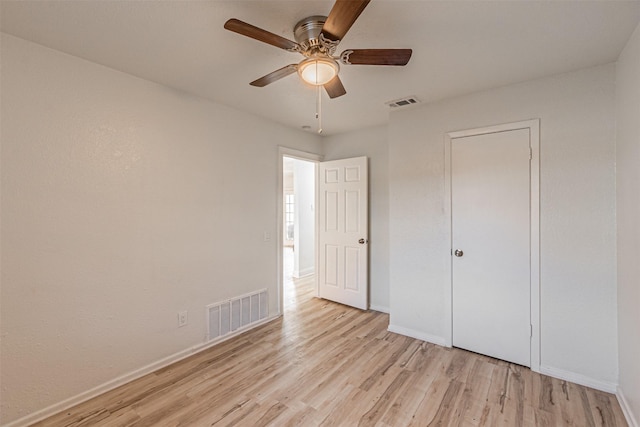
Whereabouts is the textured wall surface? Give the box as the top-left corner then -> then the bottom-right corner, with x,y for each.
0,34 -> 321,424
616,21 -> 640,426
322,126 -> 390,312
388,64 -> 618,386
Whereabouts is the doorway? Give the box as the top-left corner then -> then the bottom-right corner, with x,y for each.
277,147 -> 322,315
282,156 -> 316,309
444,119 -> 540,371
277,148 -> 370,314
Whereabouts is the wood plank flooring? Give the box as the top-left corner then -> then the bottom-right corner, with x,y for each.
32,271 -> 627,426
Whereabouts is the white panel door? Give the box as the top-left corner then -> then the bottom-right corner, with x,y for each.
318,157 -> 368,310
452,128 -> 531,366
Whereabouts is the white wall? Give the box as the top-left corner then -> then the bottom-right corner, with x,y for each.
293,159 -> 315,278
388,64 -> 618,387
323,126 -> 390,312
616,21 -> 640,426
0,34 -> 321,425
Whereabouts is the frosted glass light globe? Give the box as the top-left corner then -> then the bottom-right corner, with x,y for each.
298,57 -> 339,86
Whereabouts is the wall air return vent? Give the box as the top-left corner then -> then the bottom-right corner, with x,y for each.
206,289 -> 268,342
385,96 -> 421,109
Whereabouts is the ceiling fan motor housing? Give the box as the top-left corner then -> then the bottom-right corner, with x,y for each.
294,16 -> 329,53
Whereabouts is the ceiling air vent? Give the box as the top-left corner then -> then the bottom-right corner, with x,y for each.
385,96 -> 420,109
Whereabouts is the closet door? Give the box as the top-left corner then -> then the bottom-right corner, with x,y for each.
451,128 -> 531,366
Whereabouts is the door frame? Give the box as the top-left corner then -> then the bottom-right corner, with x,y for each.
276,146 -> 323,316
443,119 -> 540,372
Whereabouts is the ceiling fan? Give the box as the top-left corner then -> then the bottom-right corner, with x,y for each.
224,0 -> 412,99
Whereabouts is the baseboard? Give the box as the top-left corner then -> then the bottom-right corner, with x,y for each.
369,304 -> 389,314
617,386 -> 639,427
387,324 -> 448,347
538,365 -> 617,394
3,314 -> 281,427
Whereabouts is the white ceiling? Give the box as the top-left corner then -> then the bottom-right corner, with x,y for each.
2,1 -> 639,136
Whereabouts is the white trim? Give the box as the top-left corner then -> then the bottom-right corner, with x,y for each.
3,314 -> 281,427
369,304 -> 389,314
538,365 -> 617,394
387,324 -> 448,347
617,386 -> 639,427
444,119 -> 541,371
443,130 -> 452,347
277,147 -> 322,316
529,120 -> 541,371
446,120 -> 538,139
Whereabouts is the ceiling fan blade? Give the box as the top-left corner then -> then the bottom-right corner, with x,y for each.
340,49 -> 412,66
250,64 -> 298,87
224,18 -> 299,51
320,0 -> 371,42
324,75 -> 347,99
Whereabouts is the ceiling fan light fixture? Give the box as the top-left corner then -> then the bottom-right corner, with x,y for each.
298,57 -> 339,86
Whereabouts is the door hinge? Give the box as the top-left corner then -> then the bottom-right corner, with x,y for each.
529,147 -> 533,160
530,324 -> 533,337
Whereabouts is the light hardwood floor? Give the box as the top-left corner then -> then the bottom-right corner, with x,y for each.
32,259 -> 627,426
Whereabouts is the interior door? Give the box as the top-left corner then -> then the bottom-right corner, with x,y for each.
451,128 -> 531,366
318,156 -> 368,310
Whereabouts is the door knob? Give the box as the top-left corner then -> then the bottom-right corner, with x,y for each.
359,238 -> 368,244
454,249 -> 464,257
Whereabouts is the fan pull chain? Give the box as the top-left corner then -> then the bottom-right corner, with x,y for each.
316,85 -> 323,134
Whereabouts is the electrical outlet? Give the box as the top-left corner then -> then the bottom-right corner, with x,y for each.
263,231 -> 271,242
178,310 -> 188,327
